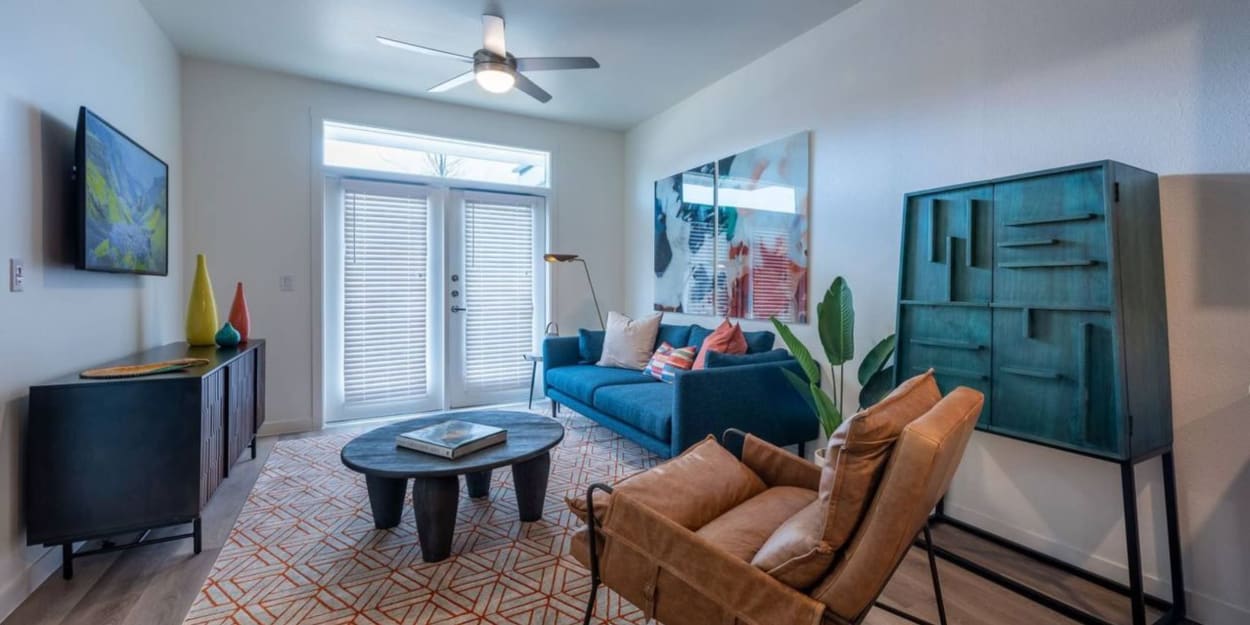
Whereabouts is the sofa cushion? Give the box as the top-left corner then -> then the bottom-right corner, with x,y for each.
599,312 -> 663,370
743,330 -> 776,354
693,320 -> 748,370
751,369 -> 942,588
566,435 -> 766,530
593,382 -> 674,441
546,364 -> 657,405
687,324 -> 713,349
704,348 -> 792,368
695,486 -> 816,562
578,329 -> 605,363
654,323 -> 692,351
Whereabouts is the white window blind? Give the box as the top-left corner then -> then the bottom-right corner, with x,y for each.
342,183 -> 430,406
462,197 -> 536,393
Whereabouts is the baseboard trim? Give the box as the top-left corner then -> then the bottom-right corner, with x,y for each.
257,419 -> 314,437
0,545 -> 60,624
944,503 -> 1248,624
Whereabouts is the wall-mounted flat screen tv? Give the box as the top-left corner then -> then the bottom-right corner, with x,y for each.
75,107 -> 169,275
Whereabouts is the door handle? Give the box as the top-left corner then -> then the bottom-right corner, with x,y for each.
451,305 -> 468,313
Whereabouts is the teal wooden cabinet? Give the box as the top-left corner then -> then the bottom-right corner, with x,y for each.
895,161 -> 1171,461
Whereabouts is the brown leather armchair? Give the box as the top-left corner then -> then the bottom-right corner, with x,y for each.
568,384 -> 984,625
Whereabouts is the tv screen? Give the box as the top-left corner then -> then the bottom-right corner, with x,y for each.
76,107 -> 169,275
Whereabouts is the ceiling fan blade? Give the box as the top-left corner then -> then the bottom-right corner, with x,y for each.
428,71 -> 475,93
482,15 -> 506,57
376,36 -> 472,62
513,72 -> 552,103
515,57 -> 600,72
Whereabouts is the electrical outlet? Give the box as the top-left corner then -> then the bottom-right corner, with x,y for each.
9,259 -> 24,292
279,275 -> 295,292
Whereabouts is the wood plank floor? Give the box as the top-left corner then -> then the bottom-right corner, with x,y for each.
3,428 -> 1195,625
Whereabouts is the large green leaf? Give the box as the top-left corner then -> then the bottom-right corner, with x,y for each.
770,317 -> 820,384
859,366 -> 895,409
817,277 -> 854,366
810,381 -> 843,437
857,334 -> 897,386
781,368 -> 818,415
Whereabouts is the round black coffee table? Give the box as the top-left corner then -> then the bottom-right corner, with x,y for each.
340,411 -> 564,562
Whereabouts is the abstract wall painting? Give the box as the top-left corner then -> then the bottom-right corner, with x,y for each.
653,132 -> 810,322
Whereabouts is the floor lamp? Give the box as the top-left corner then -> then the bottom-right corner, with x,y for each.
544,253 -> 605,330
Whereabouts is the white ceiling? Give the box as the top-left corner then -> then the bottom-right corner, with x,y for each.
139,0 -> 859,130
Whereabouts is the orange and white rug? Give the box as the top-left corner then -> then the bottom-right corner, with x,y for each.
184,409 -> 657,625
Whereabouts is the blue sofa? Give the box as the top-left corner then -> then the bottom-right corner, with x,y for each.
542,323 -> 818,458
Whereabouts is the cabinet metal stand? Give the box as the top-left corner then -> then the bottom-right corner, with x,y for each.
930,449 -> 1185,625
59,518 -> 202,580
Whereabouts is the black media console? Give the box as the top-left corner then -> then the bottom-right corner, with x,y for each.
25,340 -> 266,579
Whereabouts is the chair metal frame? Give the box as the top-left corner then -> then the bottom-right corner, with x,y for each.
578,428 -> 949,625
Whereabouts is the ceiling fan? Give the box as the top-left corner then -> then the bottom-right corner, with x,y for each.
377,14 -> 600,103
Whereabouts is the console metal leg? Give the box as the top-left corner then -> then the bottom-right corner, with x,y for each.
250,436 -> 257,460
193,517 -> 203,554
1121,461 -> 1147,625
1161,452 -> 1187,620
62,543 -> 74,580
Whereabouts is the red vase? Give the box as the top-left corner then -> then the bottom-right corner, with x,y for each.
228,282 -> 251,343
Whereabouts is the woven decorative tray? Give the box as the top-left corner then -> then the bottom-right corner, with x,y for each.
80,358 -> 211,379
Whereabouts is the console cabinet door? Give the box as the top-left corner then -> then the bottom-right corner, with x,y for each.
226,352 -> 256,469
896,305 -> 992,427
992,166 -> 1111,309
200,370 -> 226,507
990,308 -> 1122,456
900,185 -> 994,304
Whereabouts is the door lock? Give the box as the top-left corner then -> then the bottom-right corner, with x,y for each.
451,305 -> 468,313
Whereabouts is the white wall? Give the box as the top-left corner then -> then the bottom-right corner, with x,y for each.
181,58 -> 625,434
623,0 -> 1250,622
0,0 -> 183,619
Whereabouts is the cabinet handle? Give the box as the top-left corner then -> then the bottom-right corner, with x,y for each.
910,338 -> 984,351
1076,322 -> 1092,444
946,236 -> 956,301
1000,366 -> 1064,380
928,199 -> 941,262
998,238 -> 1059,248
913,366 -> 989,381
999,260 -> 1098,269
967,199 -> 979,267
1005,213 -> 1097,227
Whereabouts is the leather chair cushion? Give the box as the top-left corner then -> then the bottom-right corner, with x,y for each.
695,486 -> 816,562
751,369 -> 942,588
566,435 -> 766,530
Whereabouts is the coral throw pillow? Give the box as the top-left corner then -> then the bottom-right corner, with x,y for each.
693,320 -> 748,369
644,342 -> 698,382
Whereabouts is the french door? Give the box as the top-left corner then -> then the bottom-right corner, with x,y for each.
327,179 -> 545,422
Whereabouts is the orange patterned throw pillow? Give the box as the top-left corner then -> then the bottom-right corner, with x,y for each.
692,319 -> 748,370
644,342 -> 698,382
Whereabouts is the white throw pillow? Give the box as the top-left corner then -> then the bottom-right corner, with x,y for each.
597,312 -> 662,370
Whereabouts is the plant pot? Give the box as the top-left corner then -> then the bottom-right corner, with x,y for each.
813,446 -> 830,468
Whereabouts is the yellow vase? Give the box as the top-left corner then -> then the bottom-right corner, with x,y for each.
186,254 -> 219,347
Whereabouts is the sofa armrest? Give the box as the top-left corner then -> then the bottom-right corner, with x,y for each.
542,336 -> 581,380
671,360 -> 818,456
599,490 -> 824,625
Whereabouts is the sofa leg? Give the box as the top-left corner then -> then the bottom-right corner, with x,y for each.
797,441 -> 806,459
550,399 -> 559,418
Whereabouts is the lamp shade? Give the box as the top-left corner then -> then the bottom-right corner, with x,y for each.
543,253 -> 580,263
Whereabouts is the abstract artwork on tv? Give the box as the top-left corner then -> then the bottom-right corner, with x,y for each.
77,107 -> 169,275
653,132 -> 810,322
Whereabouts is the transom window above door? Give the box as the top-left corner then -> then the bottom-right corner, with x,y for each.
323,121 -> 550,188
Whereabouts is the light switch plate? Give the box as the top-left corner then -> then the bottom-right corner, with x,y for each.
9,258 -> 24,292
279,275 -> 295,292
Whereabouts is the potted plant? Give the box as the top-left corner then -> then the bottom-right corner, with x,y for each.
771,276 -> 896,466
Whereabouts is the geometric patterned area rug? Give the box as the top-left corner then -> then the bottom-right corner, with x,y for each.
183,408 -> 657,625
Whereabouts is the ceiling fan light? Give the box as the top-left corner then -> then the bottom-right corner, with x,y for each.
475,66 -> 515,94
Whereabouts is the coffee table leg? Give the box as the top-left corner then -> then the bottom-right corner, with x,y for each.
365,475 -> 407,529
412,476 -> 459,562
465,470 -> 492,499
512,452 -> 551,522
